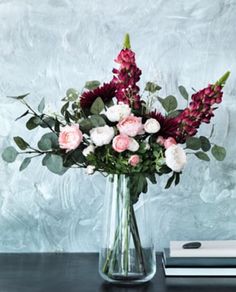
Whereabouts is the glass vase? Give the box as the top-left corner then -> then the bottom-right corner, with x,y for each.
99,174 -> 156,284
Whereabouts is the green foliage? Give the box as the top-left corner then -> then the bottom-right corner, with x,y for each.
128,174 -> 148,204
158,95 -> 177,112
38,133 -> 59,151
79,115 -> 106,132
186,137 -> 201,150
200,136 -> 211,152
84,80 -> 100,90
211,145 -> 226,161
38,98 -> 45,113
145,82 -> 161,93
15,110 -> 29,121
19,157 -> 31,171
66,88 -> 79,101
2,146 -> 18,163
90,97 -> 105,115
13,136 -> 29,150
26,116 -> 41,130
8,93 -> 30,100
165,172 -> 179,189
167,110 -> 182,118
123,33 -> 131,49
42,154 -> 68,175
178,85 -> 189,100
194,151 -> 210,161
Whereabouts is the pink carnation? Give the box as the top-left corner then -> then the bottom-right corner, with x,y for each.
128,155 -> 140,166
117,116 -> 143,137
59,125 -> 83,152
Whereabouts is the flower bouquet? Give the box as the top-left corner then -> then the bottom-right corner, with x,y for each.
2,34 -> 229,284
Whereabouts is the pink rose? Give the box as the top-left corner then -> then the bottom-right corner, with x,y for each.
112,134 -> 130,153
59,125 -> 83,152
114,49 -> 135,69
164,137 -> 177,149
156,136 -> 165,146
128,155 -> 140,166
117,115 -> 143,137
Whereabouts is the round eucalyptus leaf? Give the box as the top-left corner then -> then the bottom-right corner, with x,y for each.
2,146 -> 18,163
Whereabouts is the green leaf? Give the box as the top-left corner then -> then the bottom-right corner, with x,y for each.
8,93 -> 30,100
79,118 -> 93,132
19,157 -> 31,171
39,116 -> 56,128
13,136 -> 29,150
64,149 -> 85,167
146,173 -> 157,184
66,88 -> 79,101
38,133 -> 59,151
61,102 -> 69,115
38,98 -> 45,113
165,173 -> 175,189
2,146 -> 18,163
145,82 -> 162,93
211,145 -> 226,161
43,154 -> 68,175
175,172 -> 180,186
178,85 -> 189,100
90,115 -> 106,127
84,80 -> 100,90
186,137 -> 201,150
167,110 -> 183,118
158,95 -> 177,112
26,116 -> 41,130
194,151 -> 210,161
200,136 -> 211,152
15,110 -> 29,121
90,97 -> 105,115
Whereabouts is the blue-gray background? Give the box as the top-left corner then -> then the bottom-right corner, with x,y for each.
0,0 -> 235,252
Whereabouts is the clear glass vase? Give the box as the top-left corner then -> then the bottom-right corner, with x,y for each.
99,174 -> 156,284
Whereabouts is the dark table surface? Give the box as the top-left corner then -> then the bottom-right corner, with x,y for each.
0,253 -> 236,292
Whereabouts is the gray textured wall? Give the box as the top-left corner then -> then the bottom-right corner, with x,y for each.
0,0 -> 235,252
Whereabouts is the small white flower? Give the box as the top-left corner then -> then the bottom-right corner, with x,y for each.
165,144 -> 187,172
86,165 -> 95,175
128,138 -> 139,152
105,103 -> 131,122
82,145 -> 95,157
144,118 -> 161,134
90,125 -> 115,146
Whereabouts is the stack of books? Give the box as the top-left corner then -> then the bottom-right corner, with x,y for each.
162,241 -> 236,276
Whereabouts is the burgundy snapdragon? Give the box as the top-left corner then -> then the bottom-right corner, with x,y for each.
112,49 -> 142,109
175,84 -> 223,142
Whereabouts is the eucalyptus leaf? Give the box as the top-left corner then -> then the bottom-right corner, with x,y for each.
167,110 -> 183,118
79,118 -> 93,132
2,146 -> 18,163
38,133 -> 59,151
186,137 -> 201,150
43,154 -> 68,175
165,173 -> 175,189
19,157 -> 31,171
90,97 -> 105,115
90,115 -> 106,127
38,98 -> 45,113
26,116 -> 41,130
158,95 -> 177,112
178,85 -> 189,100
194,151 -> 210,161
13,136 -> 29,150
200,136 -> 211,152
15,110 -> 29,121
8,93 -> 30,100
84,80 -> 100,90
211,145 -> 226,161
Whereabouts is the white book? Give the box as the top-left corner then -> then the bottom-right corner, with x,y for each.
170,241 -> 236,258
162,260 -> 236,276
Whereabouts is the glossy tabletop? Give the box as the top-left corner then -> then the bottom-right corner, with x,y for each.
0,253 -> 236,292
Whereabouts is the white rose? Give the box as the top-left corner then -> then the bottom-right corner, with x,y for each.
90,125 -> 114,146
144,118 -> 161,134
82,145 -> 95,157
128,138 -> 139,152
86,165 -> 95,175
105,103 -> 131,122
165,144 -> 187,172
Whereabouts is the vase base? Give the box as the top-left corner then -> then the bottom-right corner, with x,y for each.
99,268 -> 156,285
